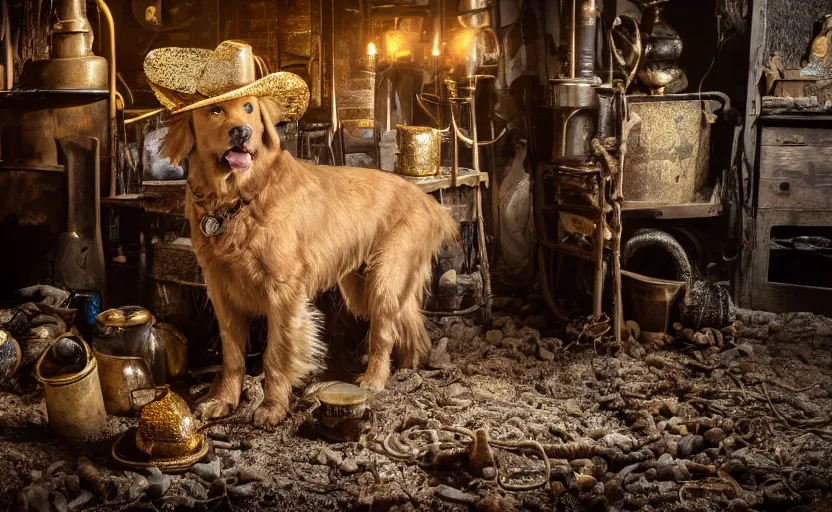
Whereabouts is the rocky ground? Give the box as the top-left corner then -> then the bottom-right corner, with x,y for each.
2,298 -> 832,511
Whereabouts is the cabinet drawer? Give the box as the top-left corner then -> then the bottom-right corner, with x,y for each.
761,126 -> 832,147
758,145 -> 832,209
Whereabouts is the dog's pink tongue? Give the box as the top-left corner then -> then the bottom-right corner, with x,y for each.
225,151 -> 252,171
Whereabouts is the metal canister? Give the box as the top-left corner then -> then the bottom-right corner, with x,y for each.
560,0 -> 601,80
93,350 -> 154,416
35,335 -> 107,440
545,79 -> 599,163
395,125 -> 441,177
93,307 -> 166,384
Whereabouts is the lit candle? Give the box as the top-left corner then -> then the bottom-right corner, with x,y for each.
367,42 -> 377,72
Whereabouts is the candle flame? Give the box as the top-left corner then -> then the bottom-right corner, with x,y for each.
367,42 -> 377,56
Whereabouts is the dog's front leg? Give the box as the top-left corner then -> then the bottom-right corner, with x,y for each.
254,290 -> 323,427
195,287 -> 248,421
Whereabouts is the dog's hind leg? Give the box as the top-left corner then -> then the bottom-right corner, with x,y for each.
396,295 -> 431,369
338,271 -> 368,319
195,286 -> 248,421
358,224 -> 431,389
357,312 -> 399,390
254,290 -> 325,427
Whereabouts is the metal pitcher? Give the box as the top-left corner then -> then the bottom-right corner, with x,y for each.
35,334 -> 107,440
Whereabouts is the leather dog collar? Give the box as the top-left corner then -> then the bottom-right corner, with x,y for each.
187,180 -> 247,237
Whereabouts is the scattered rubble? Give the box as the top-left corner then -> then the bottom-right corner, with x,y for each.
1,299 -> 832,510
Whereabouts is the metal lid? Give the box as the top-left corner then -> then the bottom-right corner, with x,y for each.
305,381 -> 376,407
96,306 -> 153,328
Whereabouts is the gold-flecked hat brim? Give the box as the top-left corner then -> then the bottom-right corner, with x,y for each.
168,72 -> 310,121
112,428 -> 208,474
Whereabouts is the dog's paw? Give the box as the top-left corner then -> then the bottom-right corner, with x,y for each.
194,398 -> 235,421
253,400 -> 288,428
356,373 -> 387,391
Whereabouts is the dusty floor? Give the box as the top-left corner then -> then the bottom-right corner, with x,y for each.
2,298 -> 832,511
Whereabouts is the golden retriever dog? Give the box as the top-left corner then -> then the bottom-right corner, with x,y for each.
161,95 -> 459,426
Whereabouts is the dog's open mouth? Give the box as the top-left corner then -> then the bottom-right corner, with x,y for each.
223,146 -> 254,172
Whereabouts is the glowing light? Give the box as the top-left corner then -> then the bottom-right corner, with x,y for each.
432,34 -> 441,57
384,31 -> 406,60
367,42 -> 377,56
448,29 -> 477,61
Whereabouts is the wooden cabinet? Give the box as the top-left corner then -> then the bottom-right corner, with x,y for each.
751,117 -> 832,315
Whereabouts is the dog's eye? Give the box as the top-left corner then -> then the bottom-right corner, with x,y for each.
243,102 -> 253,114
209,105 -> 222,116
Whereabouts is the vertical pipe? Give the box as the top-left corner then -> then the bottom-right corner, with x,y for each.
385,79 -> 392,132
470,78 -> 479,173
95,0 -> 117,198
438,0 -> 445,130
451,103 -> 458,188
593,172 -> 606,319
575,0 -> 598,79
1,0 -> 12,90
330,0 -> 339,160
570,0 -> 576,78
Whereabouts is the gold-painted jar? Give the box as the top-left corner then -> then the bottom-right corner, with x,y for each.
395,125 -> 441,177
136,388 -> 202,459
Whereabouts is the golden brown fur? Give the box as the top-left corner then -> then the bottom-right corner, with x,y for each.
161,96 -> 459,426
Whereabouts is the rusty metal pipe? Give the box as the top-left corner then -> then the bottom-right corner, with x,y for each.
570,0 -> 576,78
1,0 -> 11,89
330,0 -> 339,162
95,0 -> 117,197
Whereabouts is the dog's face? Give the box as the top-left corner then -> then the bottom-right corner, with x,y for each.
161,95 -> 283,190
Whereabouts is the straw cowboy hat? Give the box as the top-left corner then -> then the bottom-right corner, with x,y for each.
143,40 -> 310,121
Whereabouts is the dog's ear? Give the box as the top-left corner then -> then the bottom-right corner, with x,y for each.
257,96 -> 283,151
160,112 -> 194,167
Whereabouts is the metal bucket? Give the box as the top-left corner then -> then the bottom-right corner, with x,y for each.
623,97 -> 711,204
395,126 -> 441,177
621,269 -> 685,334
35,335 -> 107,440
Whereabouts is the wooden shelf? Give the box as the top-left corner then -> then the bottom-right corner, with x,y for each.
621,201 -> 722,219
401,168 -> 489,193
0,162 -> 65,173
555,242 -> 596,262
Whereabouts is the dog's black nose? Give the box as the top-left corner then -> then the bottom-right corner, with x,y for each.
228,125 -> 252,147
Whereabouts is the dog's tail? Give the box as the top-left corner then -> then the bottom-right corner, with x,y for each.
394,198 -> 461,368
437,201 -> 462,250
